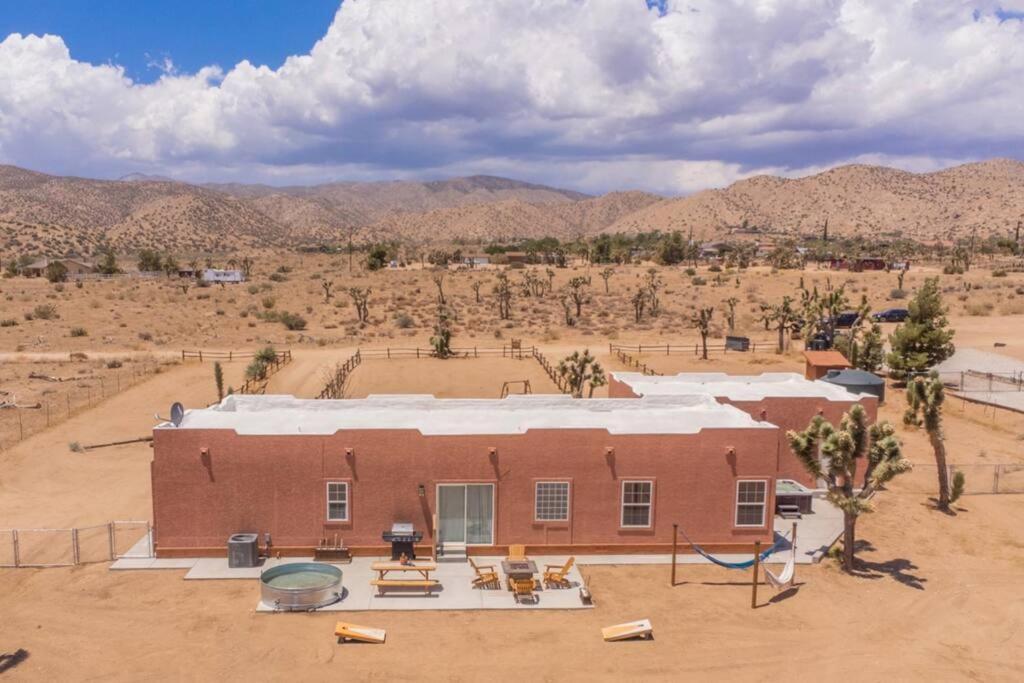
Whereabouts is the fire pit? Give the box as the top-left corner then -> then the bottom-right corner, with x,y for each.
382,522 -> 423,560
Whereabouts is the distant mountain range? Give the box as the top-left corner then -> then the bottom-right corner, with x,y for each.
1,159 -> 1022,257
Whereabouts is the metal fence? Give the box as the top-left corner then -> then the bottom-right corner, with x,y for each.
609,340 -> 777,356
936,370 -> 1024,393
0,361 -> 160,451
895,463 -> 1024,496
0,520 -> 152,568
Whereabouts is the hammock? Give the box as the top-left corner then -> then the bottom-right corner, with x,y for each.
677,524 -> 789,570
764,554 -> 796,589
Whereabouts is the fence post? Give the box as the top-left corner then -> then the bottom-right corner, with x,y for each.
12,529 -> 19,568
994,465 -> 1001,494
108,522 -> 116,560
71,528 -> 80,565
147,521 -> 154,557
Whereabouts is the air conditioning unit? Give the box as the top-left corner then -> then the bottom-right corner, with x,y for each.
228,533 -> 259,568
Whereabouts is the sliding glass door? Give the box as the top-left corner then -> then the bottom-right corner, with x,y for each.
437,484 -> 494,546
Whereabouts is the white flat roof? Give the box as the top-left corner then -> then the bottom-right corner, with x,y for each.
613,372 -> 862,401
157,394 -> 776,436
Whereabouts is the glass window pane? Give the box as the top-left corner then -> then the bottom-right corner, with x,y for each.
536,482 -> 569,521
466,485 -> 493,544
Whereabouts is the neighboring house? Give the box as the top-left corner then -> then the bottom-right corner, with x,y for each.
151,394 -> 783,558
463,254 -> 491,267
22,258 -> 96,278
202,269 -> 245,284
608,371 -> 877,488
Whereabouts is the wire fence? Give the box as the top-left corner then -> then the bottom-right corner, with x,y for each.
935,370 -> 1024,393
317,351 -> 363,400
0,361 -> 161,451
609,340 -> 778,356
0,520 -> 152,568
895,463 -> 1024,496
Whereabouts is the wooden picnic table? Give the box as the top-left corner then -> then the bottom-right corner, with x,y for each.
370,561 -> 437,581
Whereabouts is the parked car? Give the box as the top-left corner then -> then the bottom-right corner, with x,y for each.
821,311 -> 861,329
872,308 -> 909,323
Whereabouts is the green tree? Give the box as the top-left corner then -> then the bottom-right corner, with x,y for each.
213,361 -> 225,401
565,276 -> 590,317
137,249 -> 162,272
557,349 -> 607,398
887,278 -> 955,381
430,306 -> 454,358
97,249 -> 120,275
904,372 -> 963,511
834,296 -> 885,372
691,307 -> 713,360
762,296 -> 798,353
45,261 -> 68,283
787,405 -> 911,571
656,231 -> 686,265
366,244 -> 389,271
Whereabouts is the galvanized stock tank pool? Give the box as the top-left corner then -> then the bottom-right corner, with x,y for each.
259,562 -> 343,611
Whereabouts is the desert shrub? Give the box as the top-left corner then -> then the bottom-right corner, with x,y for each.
0,318 -> 17,327
138,331 -> 153,341
247,284 -> 260,295
106,359 -> 123,369
269,272 -> 287,282
254,346 -> 278,364
890,288 -> 907,299
262,296 -> 276,309
31,304 -> 58,320
279,311 -> 307,330
245,359 -> 268,380
691,276 -> 707,286
684,267 -> 696,276
992,269 -> 1008,277
69,351 -> 88,361
69,326 -> 88,337
395,313 -> 414,329
708,264 -> 722,272
943,264 -> 965,275
965,301 -> 994,316
276,265 -> 293,274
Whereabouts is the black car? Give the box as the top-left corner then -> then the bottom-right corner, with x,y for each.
832,311 -> 861,329
872,308 -> 909,323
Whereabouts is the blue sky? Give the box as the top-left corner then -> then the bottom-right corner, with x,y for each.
0,1 -> 340,83
0,1 -> 1022,194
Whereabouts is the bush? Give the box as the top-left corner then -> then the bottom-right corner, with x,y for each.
890,288 -> 907,299
106,359 -> 123,369
269,272 -> 287,282
992,269 -> 1008,277
138,331 -> 153,341
254,346 -> 278,364
69,326 -> 88,337
0,318 -> 17,327
684,267 -> 696,276
262,296 -> 276,309
691,276 -> 707,286
395,313 -> 414,329
279,311 -> 307,331
708,264 -> 722,272
31,304 -> 58,320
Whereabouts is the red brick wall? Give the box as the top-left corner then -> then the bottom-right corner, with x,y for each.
151,426 -> 781,556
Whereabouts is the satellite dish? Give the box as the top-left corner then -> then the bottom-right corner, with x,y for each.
170,402 -> 185,427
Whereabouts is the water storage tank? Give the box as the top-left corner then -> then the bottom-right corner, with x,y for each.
822,369 -> 886,403
228,533 -> 260,568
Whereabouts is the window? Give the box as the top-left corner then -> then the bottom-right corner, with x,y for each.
735,480 -> 767,527
535,482 -> 570,522
621,480 -> 653,528
326,482 -> 349,522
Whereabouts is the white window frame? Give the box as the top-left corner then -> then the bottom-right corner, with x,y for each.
326,481 -> 349,522
534,481 -> 571,522
734,480 -> 767,527
620,480 -> 653,528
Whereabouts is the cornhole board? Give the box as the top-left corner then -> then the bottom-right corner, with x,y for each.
335,622 -> 387,644
601,619 -> 653,642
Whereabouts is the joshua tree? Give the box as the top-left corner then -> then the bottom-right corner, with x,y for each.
787,405 -> 910,571
566,276 -> 590,318
600,267 -> 615,294
430,306 -> 454,358
348,287 -> 371,324
240,256 -> 254,279
471,280 -> 483,303
213,361 -> 224,401
179,282 -> 190,295
432,269 -> 447,305
545,268 -> 556,293
631,286 -> 647,323
762,296 -> 797,353
493,273 -> 514,320
725,297 -> 739,331
896,266 -> 907,291
321,279 -> 335,302
904,372 -> 964,511
559,293 -> 575,326
557,349 -> 607,398
691,306 -> 713,360
644,269 -> 663,316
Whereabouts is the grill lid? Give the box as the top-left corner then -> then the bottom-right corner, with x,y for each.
390,522 -> 414,535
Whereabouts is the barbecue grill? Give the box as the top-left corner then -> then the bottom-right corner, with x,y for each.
382,522 -> 422,560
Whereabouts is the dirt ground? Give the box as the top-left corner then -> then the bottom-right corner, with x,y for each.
2,263 -> 1024,680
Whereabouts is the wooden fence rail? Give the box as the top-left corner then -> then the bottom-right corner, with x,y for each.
317,351 -> 363,400
236,351 -> 293,395
358,345 -> 534,360
531,348 -> 572,395
608,341 -> 776,356
614,349 -> 662,376
182,349 -> 293,363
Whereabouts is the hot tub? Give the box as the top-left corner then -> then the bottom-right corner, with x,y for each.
259,562 -> 343,611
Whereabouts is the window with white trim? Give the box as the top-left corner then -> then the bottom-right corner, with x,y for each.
735,480 -> 767,527
621,480 -> 653,528
535,482 -> 570,522
326,482 -> 349,522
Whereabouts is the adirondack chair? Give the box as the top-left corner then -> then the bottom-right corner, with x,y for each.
543,556 -> 575,588
510,577 -> 535,604
469,557 -> 500,589
506,544 -> 526,560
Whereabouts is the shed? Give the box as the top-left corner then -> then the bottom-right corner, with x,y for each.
202,269 -> 245,284
822,369 -> 886,403
802,350 -> 849,380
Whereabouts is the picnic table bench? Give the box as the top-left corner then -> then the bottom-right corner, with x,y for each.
369,561 -> 439,596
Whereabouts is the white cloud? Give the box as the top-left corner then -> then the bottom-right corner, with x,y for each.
0,0 -> 1022,193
